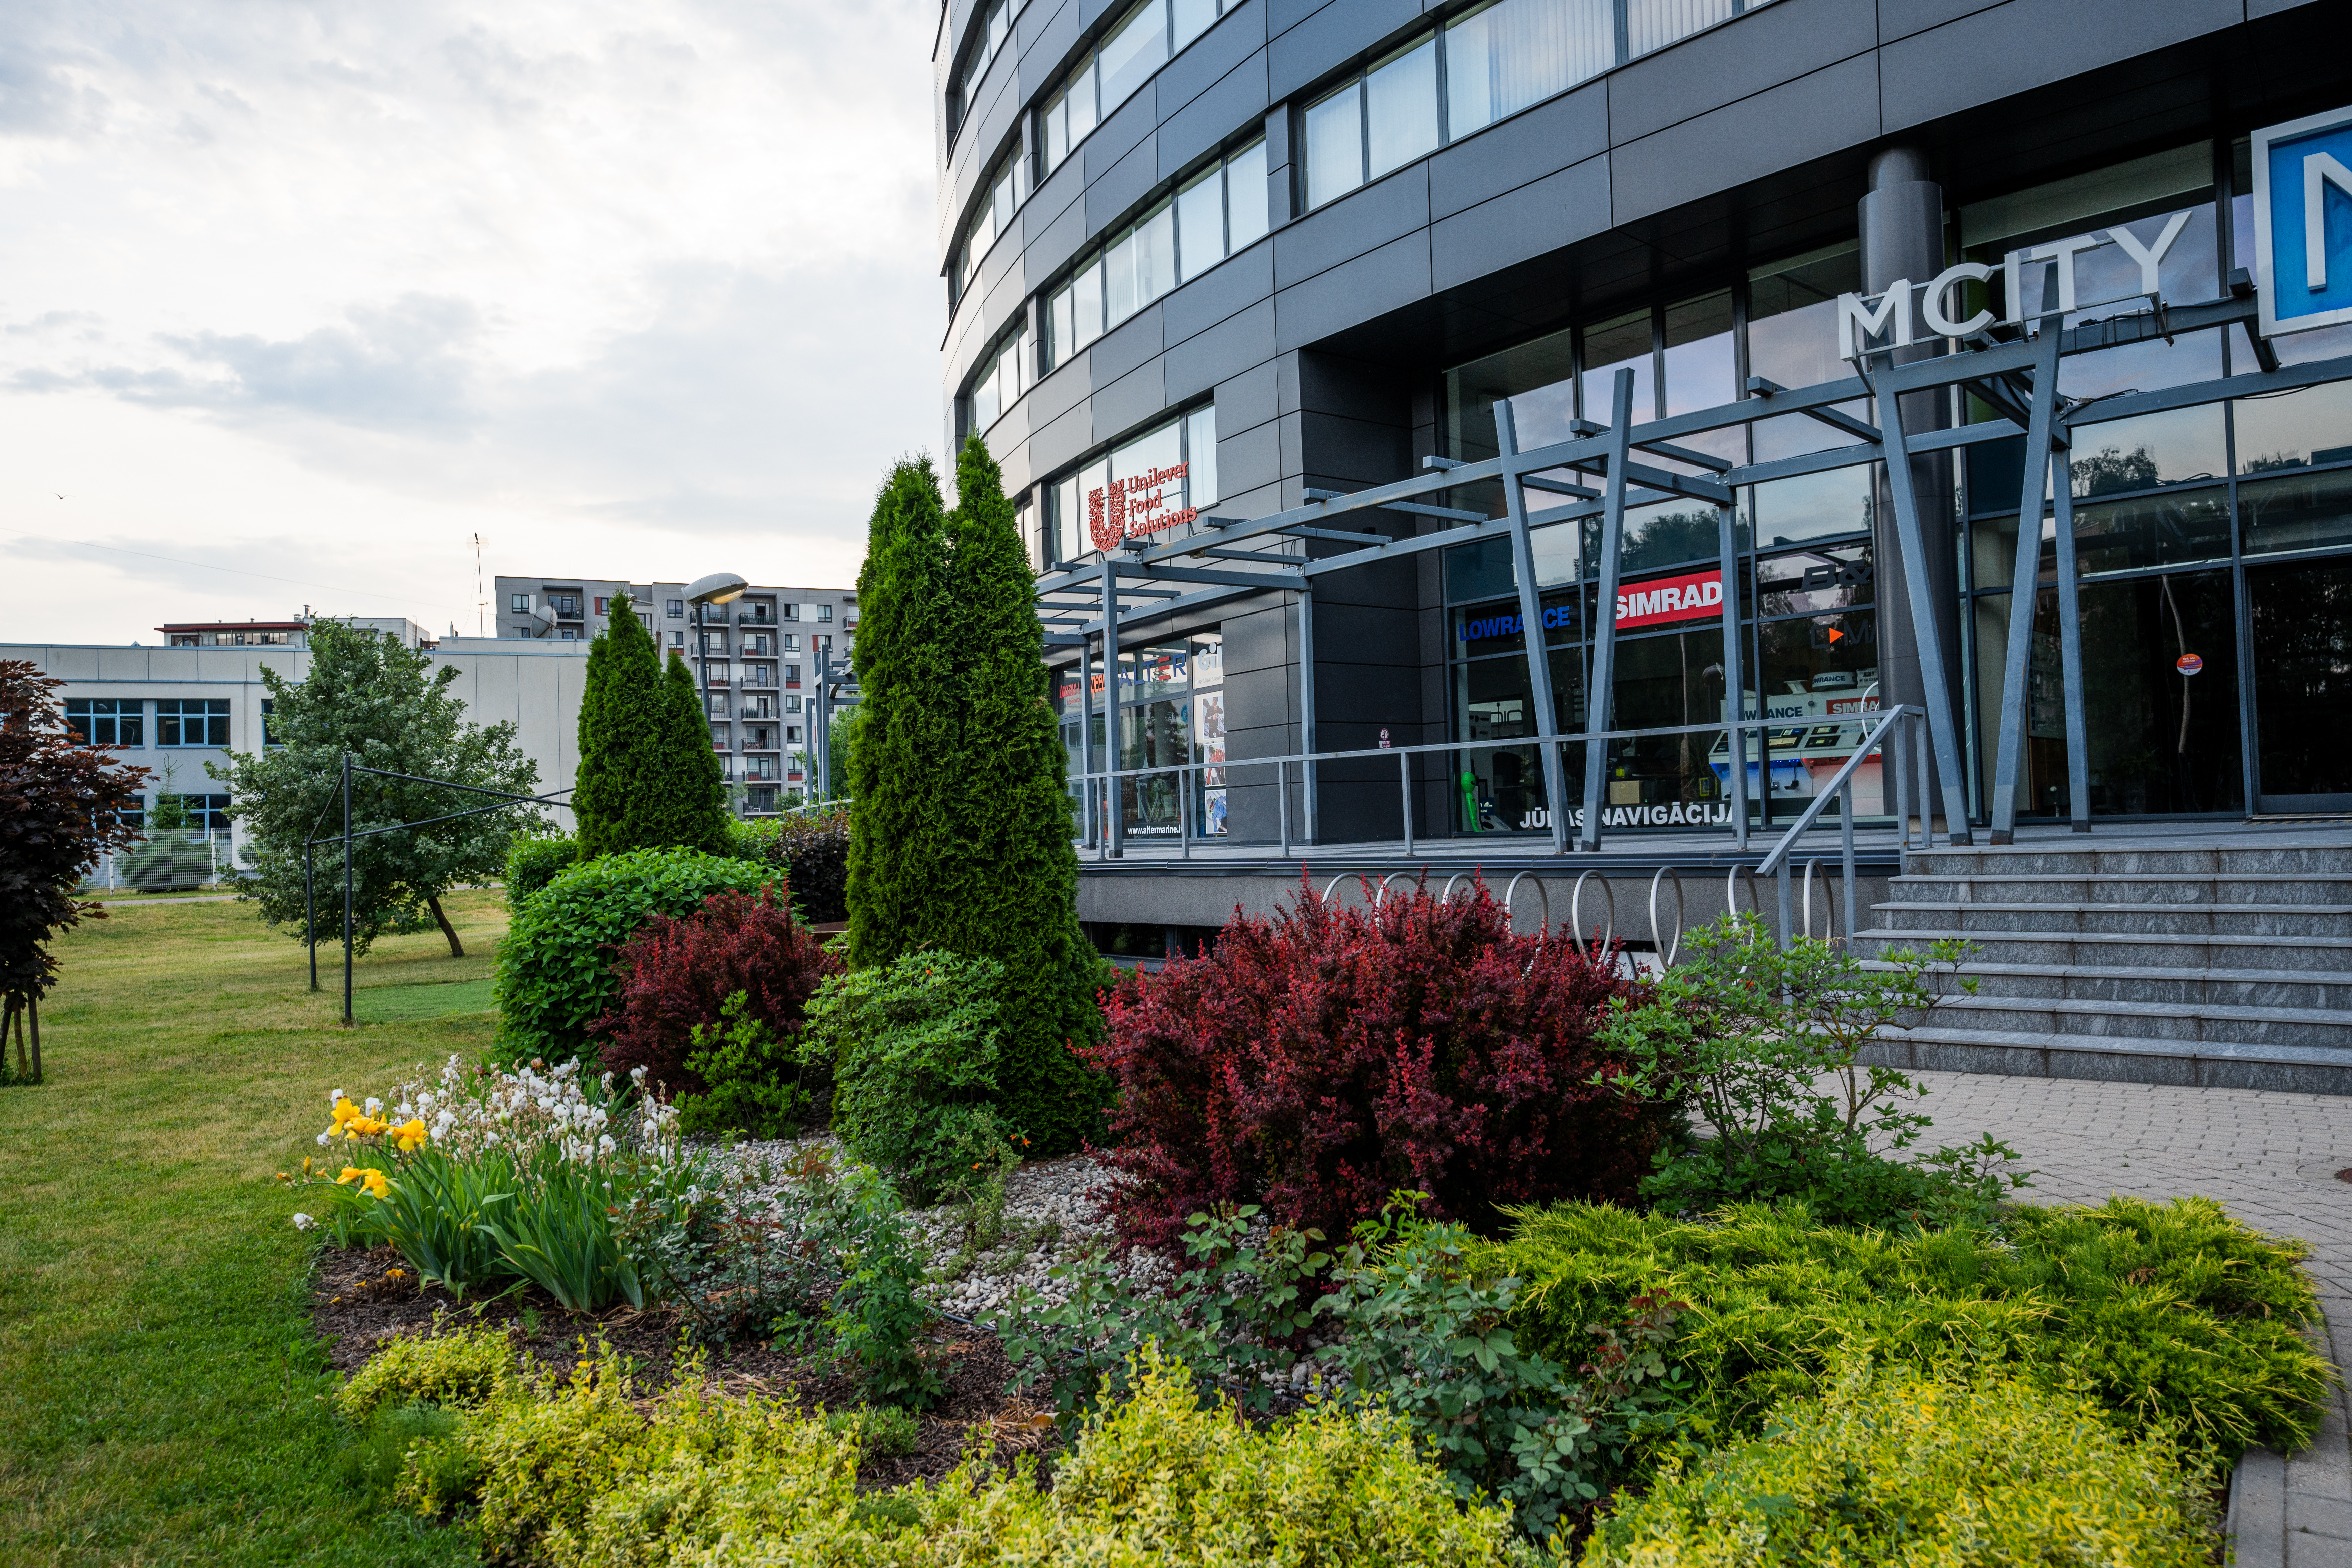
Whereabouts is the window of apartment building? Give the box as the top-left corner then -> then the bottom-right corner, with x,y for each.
261,698 -> 279,748
786,694 -> 803,713
707,694 -> 729,718
548,594 -> 582,617
156,699 -> 230,748
814,635 -> 832,653
1043,140 -> 1265,374
966,316 -> 1035,433
1038,1 -> 1238,177
1304,0 -> 1766,211
782,633 -> 800,652
667,599 -> 685,618
786,725 -> 804,744
784,663 -> 801,685
1043,404 -> 1218,564
816,604 -> 832,622
64,699 -> 143,748
668,630 -> 684,647
592,595 -> 610,615
160,793 -> 233,833
509,592 -> 531,612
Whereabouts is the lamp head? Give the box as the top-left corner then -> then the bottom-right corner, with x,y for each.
686,571 -> 749,606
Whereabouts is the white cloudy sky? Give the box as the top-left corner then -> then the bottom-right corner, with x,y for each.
0,1 -> 943,646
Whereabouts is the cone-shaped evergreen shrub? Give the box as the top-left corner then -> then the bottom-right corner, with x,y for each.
845,445 -> 1104,1153
573,594 -> 729,858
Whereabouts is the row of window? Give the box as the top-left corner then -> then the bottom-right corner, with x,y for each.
1305,0 -> 1776,211
1042,404 -> 1220,564
65,698 -> 237,749
948,0 -> 1034,140
507,593 -> 836,621
109,794 -> 234,834
954,0 -> 1243,304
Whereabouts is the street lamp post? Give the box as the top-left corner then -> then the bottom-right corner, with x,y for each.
684,572 -> 749,812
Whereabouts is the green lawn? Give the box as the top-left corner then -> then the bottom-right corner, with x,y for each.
0,891 -> 513,1567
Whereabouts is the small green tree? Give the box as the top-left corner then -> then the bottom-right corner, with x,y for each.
214,619 -> 540,958
574,594 -> 728,858
825,700 -> 866,802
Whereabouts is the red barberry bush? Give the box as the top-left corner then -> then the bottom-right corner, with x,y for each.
591,885 -> 840,1096
1089,877 -> 1658,1251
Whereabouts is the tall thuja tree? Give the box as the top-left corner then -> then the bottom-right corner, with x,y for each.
575,593 -> 727,856
939,434 -> 1103,1149
664,648 -> 732,850
848,457 -> 955,967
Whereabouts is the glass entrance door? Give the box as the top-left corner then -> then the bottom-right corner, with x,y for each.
2248,557 -> 2352,813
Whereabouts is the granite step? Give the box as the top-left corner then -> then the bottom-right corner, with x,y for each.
1873,901 -> 2352,938
1855,959 -> 2352,1010
1863,1023 -> 2352,1095
1849,927 -> 2352,972
1905,847 -> 2352,877
1915,992 -> 2352,1050
1891,874 -> 2352,907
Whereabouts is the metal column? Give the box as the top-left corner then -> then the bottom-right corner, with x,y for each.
1987,326 -> 2064,842
1577,369 -> 1637,851
1297,580 -> 1319,845
305,842 -> 317,991
1874,380 -> 1975,845
341,751 -> 355,1026
1716,497 -> 1749,850
1078,635 -> 1096,848
2049,429 -> 2092,832
1494,400 -> 1569,855
1101,554 -> 1123,859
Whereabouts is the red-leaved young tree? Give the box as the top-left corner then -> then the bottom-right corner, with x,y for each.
1090,878 -> 1656,1250
590,886 -> 840,1096
1,661 -> 150,1083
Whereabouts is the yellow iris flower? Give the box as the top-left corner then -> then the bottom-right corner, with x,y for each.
360,1169 -> 391,1200
393,1119 -> 428,1153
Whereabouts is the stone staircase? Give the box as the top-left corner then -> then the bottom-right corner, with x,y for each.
1855,837 -> 2352,1094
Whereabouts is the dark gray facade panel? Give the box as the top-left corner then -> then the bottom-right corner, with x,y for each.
1300,413 -> 1413,487
1276,410 -> 1306,501
1222,666 -> 1299,726
1162,239 -> 1274,348
1879,0 -> 2243,134
1087,126 -> 1164,237
1296,349 -> 1412,431
1264,0 -> 1336,42
1221,601 -> 1294,676
1088,355 -> 1172,441
1215,359 -> 1281,435
1021,0 -> 1084,91
1430,155 -> 1612,293
1028,400 -> 1095,477
1154,4 -> 1269,126
1213,480 -> 1287,532
1610,52 -> 1883,227
1088,304 -> 1166,389
1085,81 -> 1161,192
1605,0 -> 1878,146
1426,84 -> 1608,223
1273,232 -> 1432,351
1020,174 -> 1091,294
1156,50 -> 1272,181
1213,409 -> 1285,496
1874,0 -> 2004,43
2248,0 -> 2328,15
1263,101 -> 1292,172
1165,297 -> 1277,402
1027,352 -> 1093,431
1273,164 -> 1431,289
1266,0 -> 1422,104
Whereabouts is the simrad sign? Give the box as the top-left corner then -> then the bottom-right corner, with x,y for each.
1087,464 -> 1195,551
2253,105 -> 2352,338
1834,212 -> 2192,360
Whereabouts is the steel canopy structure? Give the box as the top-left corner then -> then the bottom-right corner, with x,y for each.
1037,279 -> 2351,858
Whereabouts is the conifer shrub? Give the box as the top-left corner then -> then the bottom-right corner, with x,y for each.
589,886 -> 838,1097
1484,1194 -> 2330,1465
572,594 -> 729,859
1583,1364 -> 2216,1568
493,848 -> 769,1063
1090,877 -> 1655,1250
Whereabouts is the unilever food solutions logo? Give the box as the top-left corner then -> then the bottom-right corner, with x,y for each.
2253,105 -> 2352,339
1087,464 -> 1196,551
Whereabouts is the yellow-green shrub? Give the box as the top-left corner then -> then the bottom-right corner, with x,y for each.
1581,1364 -> 2215,1567
1481,1195 -> 2327,1461
333,1318 -> 517,1422
409,1342 -> 1533,1567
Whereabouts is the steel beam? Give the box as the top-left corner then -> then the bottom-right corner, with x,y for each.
1102,554 -> 1123,860
2049,429 -> 2092,833
1717,497 -> 1749,850
1297,580 -> 1318,845
1987,327 -> 2063,842
1496,399 -> 1568,855
1874,379 -> 1974,845
1578,370 -> 1638,852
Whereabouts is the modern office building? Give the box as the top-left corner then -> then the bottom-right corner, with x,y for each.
939,0 -> 2352,851
491,575 -> 856,809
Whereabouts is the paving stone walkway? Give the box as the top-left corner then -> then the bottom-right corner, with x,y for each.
1917,1071 -> 2352,1566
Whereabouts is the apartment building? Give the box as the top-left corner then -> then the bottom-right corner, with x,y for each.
491,575 -> 857,812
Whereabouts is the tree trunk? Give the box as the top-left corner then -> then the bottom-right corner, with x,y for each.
428,896 -> 465,958
26,995 -> 37,1085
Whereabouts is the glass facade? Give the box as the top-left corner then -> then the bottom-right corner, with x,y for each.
1058,632 -> 1227,837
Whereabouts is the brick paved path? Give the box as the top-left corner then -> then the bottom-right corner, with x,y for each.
1917,1071 -> 2352,1564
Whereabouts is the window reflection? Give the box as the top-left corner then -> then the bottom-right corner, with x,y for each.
2066,406 -> 2227,497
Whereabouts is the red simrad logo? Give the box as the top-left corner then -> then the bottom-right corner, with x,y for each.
1088,463 -> 1195,551
1615,568 -> 1723,630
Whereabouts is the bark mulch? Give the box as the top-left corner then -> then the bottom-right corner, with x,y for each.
310,1244 -> 1062,1488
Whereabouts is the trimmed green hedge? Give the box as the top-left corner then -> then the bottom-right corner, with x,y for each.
1584,1364 -> 2215,1567
1479,1194 -> 2329,1464
492,848 -> 771,1063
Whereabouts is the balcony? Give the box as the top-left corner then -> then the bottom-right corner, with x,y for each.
740,605 -> 777,626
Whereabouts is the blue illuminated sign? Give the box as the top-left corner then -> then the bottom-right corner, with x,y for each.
2253,105 -> 2352,338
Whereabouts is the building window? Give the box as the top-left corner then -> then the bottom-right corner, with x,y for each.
1303,0 -> 1763,212
549,594 -> 581,618
559,628 -> 579,641
1045,404 -> 1218,563
947,0 -> 1029,143
667,599 -> 685,618
160,793 -> 233,833
786,725 -> 803,744
670,630 -> 685,647
814,636 -> 832,653
1044,140 -> 1264,373
782,603 -> 799,620
965,317 -> 1036,433
816,604 -> 833,623
509,592 -> 531,612
785,662 -> 801,684
786,695 -> 802,713
156,699 -> 230,748
261,698 -> 279,748
782,633 -> 799,652
1037,1 -> 1238,177
64,699 -> 144,748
